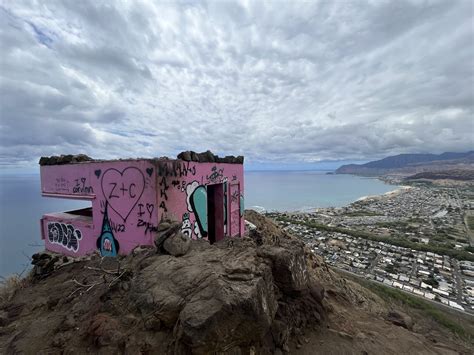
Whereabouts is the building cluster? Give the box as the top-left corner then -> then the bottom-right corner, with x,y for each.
268,185 -> 474,314
281,223 -> 471,313
336,187 -> 468,249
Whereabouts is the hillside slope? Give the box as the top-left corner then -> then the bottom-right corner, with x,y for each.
1,212 -> 472,354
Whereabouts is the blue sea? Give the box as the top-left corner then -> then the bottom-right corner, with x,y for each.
0,171 -> 397,277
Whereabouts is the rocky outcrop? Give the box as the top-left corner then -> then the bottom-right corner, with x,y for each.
1,212 -> 325,354
129,234 -> 324,353
177,150 -> 244,164
38,150 -> 244,167
39,154 -> 93,166
4,212 -> 469,354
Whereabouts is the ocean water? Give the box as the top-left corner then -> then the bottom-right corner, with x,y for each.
245,170 -> 398,212
0,175 -> 90,277
0,171 -> 397,277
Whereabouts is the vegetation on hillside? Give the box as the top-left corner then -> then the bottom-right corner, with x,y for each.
274,215 -> 474,262
348,275 -> 473,341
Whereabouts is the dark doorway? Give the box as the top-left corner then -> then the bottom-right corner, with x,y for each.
207,183 -> 224,244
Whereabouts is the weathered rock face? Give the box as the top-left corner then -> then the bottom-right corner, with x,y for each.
258,241 -> 309,295
129,234 -> 325,353
2,212 -> 325,355
129,239 -> 279,353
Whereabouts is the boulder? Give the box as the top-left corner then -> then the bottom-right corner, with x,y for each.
130,239 -> 279,353
197,150 -> 216,162
154,221 -> 181,250
386,310 -> 413,330
31,252 -> 60,279
258,239 -> 309,295
190,151 -> 200,162
176,150 -> 243,164
127,234 -> 326,353
163,232 -> 191,257
177,151 -> 192,161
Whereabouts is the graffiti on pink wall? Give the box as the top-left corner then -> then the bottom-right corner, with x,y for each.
97,201 -> 120,257
40,159 -> 244,257
41,160 -> 157,257
101,167 -> 145,222
47,222 -> 82,252
155,161 -> 244,241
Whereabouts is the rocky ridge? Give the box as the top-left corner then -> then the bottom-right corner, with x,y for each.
0,211 -> 472,354
1,213 -> 323,354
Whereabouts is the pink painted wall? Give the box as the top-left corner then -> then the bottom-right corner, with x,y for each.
41,160 -> 158,256
154,161 -> 244,241
40,159 -> 244,257
41,212 -> 96,257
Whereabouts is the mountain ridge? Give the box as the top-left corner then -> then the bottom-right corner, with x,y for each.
336,151 -> 474,176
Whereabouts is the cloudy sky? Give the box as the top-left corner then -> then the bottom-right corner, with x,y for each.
1,0 -> 473,170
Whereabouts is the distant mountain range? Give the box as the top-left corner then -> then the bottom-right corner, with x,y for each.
336,151 -> 474,176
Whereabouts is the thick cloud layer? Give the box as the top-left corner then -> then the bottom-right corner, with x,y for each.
1,0 -> 473,168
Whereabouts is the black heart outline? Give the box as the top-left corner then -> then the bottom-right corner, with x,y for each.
146,203 -> 154,217
101,167 -> 145,222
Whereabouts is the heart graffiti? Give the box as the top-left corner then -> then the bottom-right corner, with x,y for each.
101,167 -> 145,222
146,203 -> 154,218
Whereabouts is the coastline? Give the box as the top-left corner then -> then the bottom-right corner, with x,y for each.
249,174 -> 405,214
267,179 -> 474,315
355,185 -> 412,202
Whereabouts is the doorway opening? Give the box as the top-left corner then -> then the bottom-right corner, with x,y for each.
207,183 -> 225,244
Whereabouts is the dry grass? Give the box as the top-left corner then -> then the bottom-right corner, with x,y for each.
0,274 -> 29,304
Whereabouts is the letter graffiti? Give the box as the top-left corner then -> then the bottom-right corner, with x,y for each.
97,201 -> 120,257
231,189 -> 240,202
157,161 -> 197,177
186,181 -> 207,239
101,167 -> 145,222
48,222 -> 82,252
137,219 -> 158,234
171,179 -> 186,191
159,176 -> 169,212
206,166 -> 224,184
137,203 -> 154,219
136,203 -> 157,234
73,177 -> 94,194
54,177 -> 69,192
109,220 -> 125,233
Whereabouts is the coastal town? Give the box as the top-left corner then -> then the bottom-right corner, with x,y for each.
267,183 -> 474,314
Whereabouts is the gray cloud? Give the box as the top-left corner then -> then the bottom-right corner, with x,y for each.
0,0 -> 473,169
